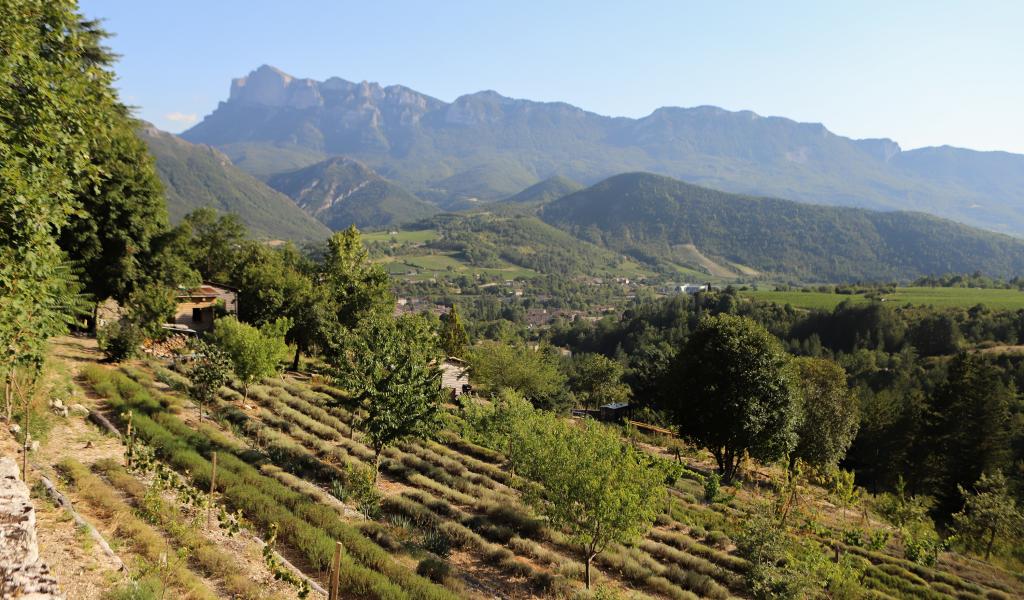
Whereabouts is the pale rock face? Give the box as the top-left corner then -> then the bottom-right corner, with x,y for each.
230,64 -> 322,109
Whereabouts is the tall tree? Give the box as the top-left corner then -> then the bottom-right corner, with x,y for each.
322,225 -> 393,329
328,314 -> 446,481
439,304 -> 469,357
568,353 -> 632,409
663,314 -> 799,482
182,208 -> 246,282
789,357 -> 859,473
927,353 -> 1013,518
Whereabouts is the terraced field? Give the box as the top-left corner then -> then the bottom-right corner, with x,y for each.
42,338 -> 1024,599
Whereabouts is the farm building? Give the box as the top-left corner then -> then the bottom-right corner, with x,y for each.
441,357 -> 471,397
171,282 -> 238,333
600,401 -> 632,422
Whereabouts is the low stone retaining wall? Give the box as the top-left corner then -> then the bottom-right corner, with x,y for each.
0,457 -> 62,598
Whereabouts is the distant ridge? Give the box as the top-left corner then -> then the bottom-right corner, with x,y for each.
502,175 -> 583,205
266,156 -> 438,230
540,172 -> 1024,281
184,65 -> 1024,235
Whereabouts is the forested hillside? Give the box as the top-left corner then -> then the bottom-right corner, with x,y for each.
541,173 -> 1024,281
140,125 -> 330,241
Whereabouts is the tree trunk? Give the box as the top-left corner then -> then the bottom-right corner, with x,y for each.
198,400 -> 204,423
291,346 -> 301,371
985,527 -> 995,560
373,449 -> 381,484
585,553 -> 594,589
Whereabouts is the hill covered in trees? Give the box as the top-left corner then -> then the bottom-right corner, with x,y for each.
267,156 -> 439,230
540,173 -> 1024,281
140,124 -> 330,241
501,175 -> 583,205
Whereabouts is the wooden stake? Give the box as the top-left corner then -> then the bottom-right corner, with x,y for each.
329,541 -> 342,600
125,412 -> 133,467
207,452 -> 218,529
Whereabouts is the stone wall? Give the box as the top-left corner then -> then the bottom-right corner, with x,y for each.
0,457 -> 62,598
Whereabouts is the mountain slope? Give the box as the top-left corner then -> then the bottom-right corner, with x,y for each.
540,173 -> 1024,281
139,125 -> 330,241
502,175 -> 583,205
183,65 -> 1024,235
266,157 -> 438,230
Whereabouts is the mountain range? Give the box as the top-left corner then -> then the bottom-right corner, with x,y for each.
182,65 -> 1024,236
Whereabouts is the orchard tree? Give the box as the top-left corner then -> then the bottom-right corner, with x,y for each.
469,341 -> 569,411
663,314 -> 798,482
188,340 -> 232,422
789,357 -> 859,473
513,413 -> 667,589
329,314 -> 446,481
952,471 -> 1022,559
208,317 -> 291,400
439,304 -> 469,357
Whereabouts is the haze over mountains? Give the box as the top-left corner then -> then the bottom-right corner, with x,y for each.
182,65 -> 1024,236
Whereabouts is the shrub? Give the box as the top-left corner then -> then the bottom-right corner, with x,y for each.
98,319 -> 145,361
416,557 -> 451,583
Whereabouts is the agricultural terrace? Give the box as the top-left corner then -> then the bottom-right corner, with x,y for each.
30,336 -> 1024,600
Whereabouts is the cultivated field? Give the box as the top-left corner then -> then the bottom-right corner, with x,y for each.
742,287 -> 1024,311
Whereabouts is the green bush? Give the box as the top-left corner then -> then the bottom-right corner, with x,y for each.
98,319 -> 145,361
416,557 -> 451,583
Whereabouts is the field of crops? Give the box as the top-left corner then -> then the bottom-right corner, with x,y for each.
742,287 -> 1024,311
58,347 -> 1022,600
364,230 -> 442,244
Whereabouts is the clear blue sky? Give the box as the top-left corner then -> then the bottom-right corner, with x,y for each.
80,0 -> 1024,153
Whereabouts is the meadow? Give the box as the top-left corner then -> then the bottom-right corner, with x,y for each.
742,286 -> 1024,311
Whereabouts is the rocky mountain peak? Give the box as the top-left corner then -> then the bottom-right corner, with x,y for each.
229,64 -> 321,109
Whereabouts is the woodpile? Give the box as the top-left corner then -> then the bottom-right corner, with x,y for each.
142,333 -> 190,359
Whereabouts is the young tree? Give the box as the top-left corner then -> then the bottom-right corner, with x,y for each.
469,341 -> 570,411
208,317 -> 291,400
952,471 -> 1022,559
663,314 -> 799,482
188,340 -> 232,422
568,353 -> 632,409
512,413 -> 667,589
328,314 -> 446,481
439,304 -> 469,357
789,357 -> 859,473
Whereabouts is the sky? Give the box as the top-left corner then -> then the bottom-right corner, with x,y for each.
79,0 -> 1024,153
